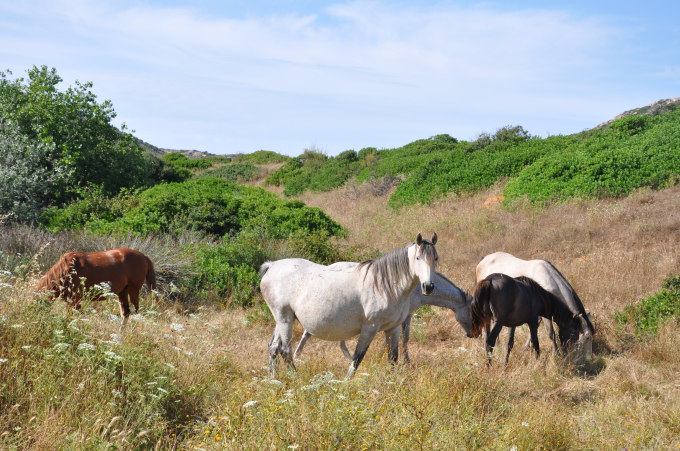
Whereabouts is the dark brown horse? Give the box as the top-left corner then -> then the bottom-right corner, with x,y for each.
470,273 -> 580,364
37,248 -> 156,325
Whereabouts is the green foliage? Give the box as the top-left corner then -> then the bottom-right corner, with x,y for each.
234,150 -> 290,164
503,110 -> 680,204
194,163 -> 260,183
45,179 -> 344,239
615,274 -> 680,334
0,66 -> 157,206
0,121 -> 66,222
161,152 -> 231,172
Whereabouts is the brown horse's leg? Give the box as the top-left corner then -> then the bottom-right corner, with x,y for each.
118,286 -> 131,327
128,284 -> 142,313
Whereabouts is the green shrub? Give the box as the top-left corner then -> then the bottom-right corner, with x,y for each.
194,164 -> 260,183
615,274 -> 680,334
234,150 -> 290,164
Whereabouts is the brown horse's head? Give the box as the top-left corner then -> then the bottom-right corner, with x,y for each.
36,252 -> 81,300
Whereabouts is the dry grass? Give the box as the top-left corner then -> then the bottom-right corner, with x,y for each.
1,184 -> 680,449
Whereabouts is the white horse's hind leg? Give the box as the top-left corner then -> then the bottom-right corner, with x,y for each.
346,324 -> 379,379
268,308 -> 296,377
339,341 -> 353,360
294,330 -> 312,359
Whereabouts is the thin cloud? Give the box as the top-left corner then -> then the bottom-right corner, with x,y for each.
0,1 -> 655,155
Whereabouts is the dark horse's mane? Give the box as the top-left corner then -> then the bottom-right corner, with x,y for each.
358,239 -> 437,302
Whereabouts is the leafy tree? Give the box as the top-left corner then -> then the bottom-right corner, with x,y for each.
0,66 -> 156,208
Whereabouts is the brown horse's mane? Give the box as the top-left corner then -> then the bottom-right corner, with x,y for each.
36,252 -> 79,293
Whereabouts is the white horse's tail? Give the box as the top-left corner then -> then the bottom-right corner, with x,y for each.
259,261 -> 274,276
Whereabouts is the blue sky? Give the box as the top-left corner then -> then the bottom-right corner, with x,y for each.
1,1 -> 678,156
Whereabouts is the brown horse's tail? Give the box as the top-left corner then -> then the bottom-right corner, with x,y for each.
470,277 -> 494,336
145,256 -> 157,290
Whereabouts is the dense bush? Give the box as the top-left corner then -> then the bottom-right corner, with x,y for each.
194,163 -> 260,183
45,179 -> 344,239
503,110 -> 680,203
161,153 -> 231,172
234,150 -> 290,164
615,274 -> 680,334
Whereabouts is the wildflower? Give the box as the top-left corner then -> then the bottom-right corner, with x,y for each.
77,343 -> 96,352
288,446 -> 299,449
109,333 -> 122,343
0,270 -> 12,278
457,346 -> 468,352
112,389 -> 123,398
243,400 -> 258,409
10,324 -> 24,328
54,343 -> 71,352
521,422 -> 529,427
266,379 -> 284,387
0,282 -> 12,289
0,314 -> 7,324
157,387 -> 169,395
170,323 -> 185,332
165,363 -> 177,370
0,358 -> 8,364
21,346 -> 31,350
104,351 -> 122,361
96,282 -> 112,292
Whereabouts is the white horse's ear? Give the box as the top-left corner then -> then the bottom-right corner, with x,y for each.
416,233 -> 423,245
431,233 -> 437,245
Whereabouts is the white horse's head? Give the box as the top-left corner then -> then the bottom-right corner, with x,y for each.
411,232 -> 438,295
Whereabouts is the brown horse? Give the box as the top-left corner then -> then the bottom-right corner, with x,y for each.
37,248 -> 156,325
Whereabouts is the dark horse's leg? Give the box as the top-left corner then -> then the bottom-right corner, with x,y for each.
528,319 -> 540,359
504,327 -> 516,364
524,317 -> 558,353
486,321 -> 504,362
128,283 -> 142,313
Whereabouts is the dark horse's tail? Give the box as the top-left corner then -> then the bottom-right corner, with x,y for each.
470,277 -> 494,336
145,256 -> 157,290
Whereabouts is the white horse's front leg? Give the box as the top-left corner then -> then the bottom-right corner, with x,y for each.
385,325 -> 401,364
346,324 -> 379,379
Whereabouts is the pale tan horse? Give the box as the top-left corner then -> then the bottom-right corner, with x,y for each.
476,252 -> 594,358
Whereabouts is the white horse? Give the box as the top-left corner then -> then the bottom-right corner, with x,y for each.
294,264 -> 473,362
475,252 -> 594,359
260,233 -> 438,379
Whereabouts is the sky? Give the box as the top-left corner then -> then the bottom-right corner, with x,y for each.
1,1 -> 679,156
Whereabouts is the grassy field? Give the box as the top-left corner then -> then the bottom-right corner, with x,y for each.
1,184 -> 680,449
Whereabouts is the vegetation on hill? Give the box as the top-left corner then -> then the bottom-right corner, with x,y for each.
0,66 -> 179,221
267,111 -> 680,209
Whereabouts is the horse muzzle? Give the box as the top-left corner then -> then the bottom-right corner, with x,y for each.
422,282 -> 434,295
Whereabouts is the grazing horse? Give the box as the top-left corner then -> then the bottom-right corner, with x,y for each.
476,252 -> 594,358
294,264 -> 473,362
260,233 -> 438,379
36,248 -> 156,326
470,273 -> 578,363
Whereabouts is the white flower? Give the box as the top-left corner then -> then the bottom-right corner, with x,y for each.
165,363 -> 176,370
0,270 -> 12,278
457,346 -> 468,352
288,446 -> 299,449
266,379 -> 284,387
0,358 -> 8,363
21,346 -> 31,350
109,333 -> 122,343
77,343 -> 96,352
243,400 -> 258,408
10,324 -> 24,328
169,323 -> 185,332
54,343 -> 71,352
104,351 -> 122,361
157,387 -> 169,395
521,422 -> 530,427
337,395 -> 347,400
0,282 -> 13,289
